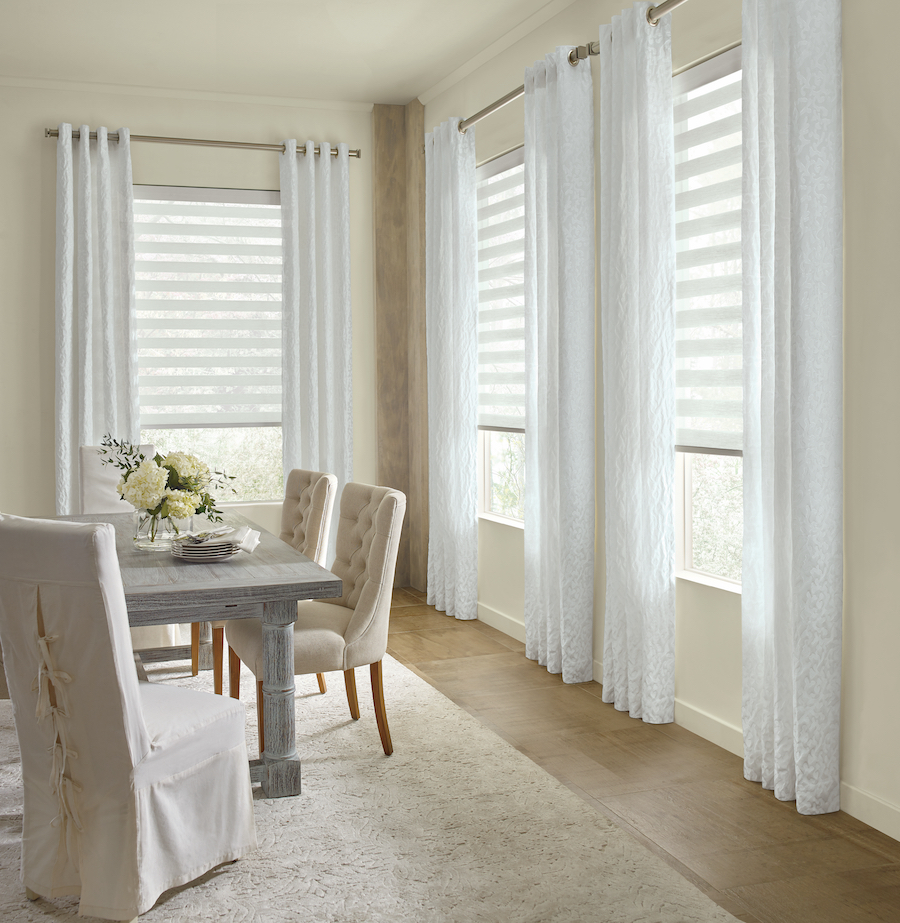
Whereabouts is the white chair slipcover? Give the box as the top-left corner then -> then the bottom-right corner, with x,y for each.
227,482 -> 406,756
0,513 -> 256,920
79,445 -> 180,652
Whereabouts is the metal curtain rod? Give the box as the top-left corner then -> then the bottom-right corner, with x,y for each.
44,128 -> 362,159
457,0 -> 692,134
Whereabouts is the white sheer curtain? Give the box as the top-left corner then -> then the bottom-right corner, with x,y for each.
741,0 -> 843,815
523,49 -> 595,683
55,123 -> 137,514
599,3 -> 676,723
280,139 -> 353,563
425,118 -> 478,620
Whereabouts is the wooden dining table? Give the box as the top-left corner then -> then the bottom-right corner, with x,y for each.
63,510 -> 342,798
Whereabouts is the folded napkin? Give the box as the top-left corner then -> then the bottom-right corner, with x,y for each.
175,525 -> 261,553
230,525 -> 260,553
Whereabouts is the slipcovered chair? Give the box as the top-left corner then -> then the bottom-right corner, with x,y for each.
227,483 -> 406,756
0,514 -> 257,921
215,468 -> 337,697
79,444 -> 185,660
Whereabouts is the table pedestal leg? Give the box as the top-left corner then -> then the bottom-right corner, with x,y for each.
258,599 -> 301,797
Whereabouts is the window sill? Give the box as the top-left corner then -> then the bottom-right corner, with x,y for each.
676,569 -> 742,595
478,511 -> 524,530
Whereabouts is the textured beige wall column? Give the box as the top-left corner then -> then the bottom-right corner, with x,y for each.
373,104 -> 411,586
406,99 -> 428,593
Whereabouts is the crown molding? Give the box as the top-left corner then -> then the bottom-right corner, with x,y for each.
0,74 -> 373,113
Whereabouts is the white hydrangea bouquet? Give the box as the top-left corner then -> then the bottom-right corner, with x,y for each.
100,435 -> 234,549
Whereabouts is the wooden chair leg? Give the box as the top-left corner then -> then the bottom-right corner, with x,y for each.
229,646 -> 242,699
256,679 -> 265,756
343,669 -> 360,720
317,672 -> 327,694
212,626 -> 224,695
369,661 -> 393,756
191,622 -> 200,676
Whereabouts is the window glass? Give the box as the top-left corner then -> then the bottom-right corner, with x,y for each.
686,453 -> 742,583
485,430 -> 525,521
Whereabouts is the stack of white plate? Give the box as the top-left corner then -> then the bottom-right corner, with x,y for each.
171,539 -> 241,564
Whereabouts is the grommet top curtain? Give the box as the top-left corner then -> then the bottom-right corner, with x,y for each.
55,123 -> 137,514
425,118 -> 478,620
280,140 -> 353,564
599,3 -> 677,723
523,48 -> 595,683
741,0 -> 844,815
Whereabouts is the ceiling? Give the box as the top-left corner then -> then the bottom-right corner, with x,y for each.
1,0 -> 571,105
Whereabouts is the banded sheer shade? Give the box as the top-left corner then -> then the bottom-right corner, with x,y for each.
476,148 -> 525,433
673,49 -> 743,455
133,186 -> 282,428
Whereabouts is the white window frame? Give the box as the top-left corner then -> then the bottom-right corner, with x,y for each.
133,184 -> 285,503
673,46 -> 743,592
475,147 -> 526,526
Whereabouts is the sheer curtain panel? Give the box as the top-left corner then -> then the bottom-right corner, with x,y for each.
523,48 -> 595,683
741,0 -> 843,815
280,140 -> 353,563
425,118 -> 478,620
55,124 -> 138,514
599,3 -> 677,723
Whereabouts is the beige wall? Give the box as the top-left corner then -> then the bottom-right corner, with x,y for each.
0,80 -> 377,517
425,0 -> 900,842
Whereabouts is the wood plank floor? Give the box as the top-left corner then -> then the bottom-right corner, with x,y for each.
388,588 -> 900,923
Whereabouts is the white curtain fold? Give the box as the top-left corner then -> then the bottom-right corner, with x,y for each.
55,123 -> 137,514
523,48 -> 595,683
280,139 -> 353,563
425,118 -> 478,620
599,4 -> 677,723
741,0 -> 844,815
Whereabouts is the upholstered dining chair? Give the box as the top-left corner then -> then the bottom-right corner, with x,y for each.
0,513 -> 256,922
213,468 -> 337,696
226,482 -> 406,757
79,444 -> 190,664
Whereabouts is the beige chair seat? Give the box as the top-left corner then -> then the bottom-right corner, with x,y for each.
228,600 -> 354,677
225,482 -> 406,757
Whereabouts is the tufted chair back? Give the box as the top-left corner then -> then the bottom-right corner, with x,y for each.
279,469 -> 338,565
329,483 -> 406,664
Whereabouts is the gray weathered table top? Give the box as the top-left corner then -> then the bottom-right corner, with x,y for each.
64,511 -> 343,613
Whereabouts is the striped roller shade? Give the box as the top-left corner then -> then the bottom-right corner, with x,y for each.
476,148 -> 525,433
673,54 -> 743,455
133,186 -> 282,428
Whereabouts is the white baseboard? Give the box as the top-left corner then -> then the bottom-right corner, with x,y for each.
840,781 -> 900,843
674,698 -> 744,757
476,602 -> 525,643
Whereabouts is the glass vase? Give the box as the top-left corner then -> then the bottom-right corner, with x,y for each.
133,510 -> 193,552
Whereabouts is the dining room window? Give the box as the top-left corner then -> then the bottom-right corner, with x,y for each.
476,147 -> 525,523
133,185 -> 283,501
673,46 -> 743,589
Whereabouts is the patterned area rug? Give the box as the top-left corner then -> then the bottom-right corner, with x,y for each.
0,656 -> 738,922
